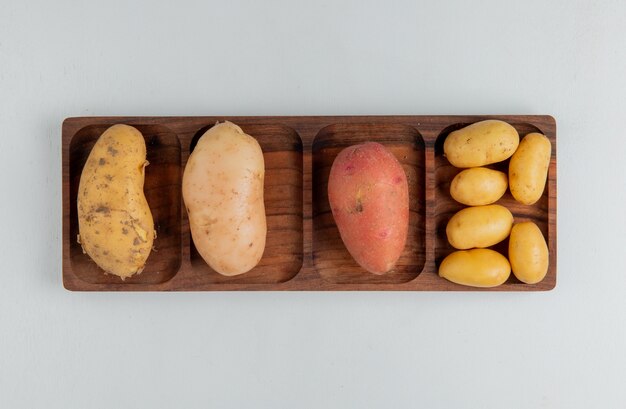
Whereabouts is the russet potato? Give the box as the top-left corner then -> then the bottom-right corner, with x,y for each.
77,124 -> 154,279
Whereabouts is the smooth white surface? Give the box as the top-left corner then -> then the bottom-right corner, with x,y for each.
1,0 -> 624,407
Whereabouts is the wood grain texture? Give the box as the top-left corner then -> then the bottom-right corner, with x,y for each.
62,115 -> 557,291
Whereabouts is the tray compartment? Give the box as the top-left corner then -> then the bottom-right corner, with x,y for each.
434,121 -> 555,289
68,124 -> 182,284
187,123 -> 304,284
312,123 -> 426,284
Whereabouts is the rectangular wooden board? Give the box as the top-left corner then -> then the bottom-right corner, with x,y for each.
62,115 -> 556,291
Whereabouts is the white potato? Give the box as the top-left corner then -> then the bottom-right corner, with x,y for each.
183,121 -> 266,276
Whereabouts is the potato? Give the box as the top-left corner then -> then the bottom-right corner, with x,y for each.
77,124 -> 154,279
328,142 -> 409,274
446,204 -> 513,249
450,167 -> 507,206
439,249 -> 511,287
183,121 -> 266,276
509,222 -> 549,284
444,120 -> 519,168
509,132 -> 552,205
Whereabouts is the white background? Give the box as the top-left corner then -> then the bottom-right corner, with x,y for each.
1,0 -> 625,407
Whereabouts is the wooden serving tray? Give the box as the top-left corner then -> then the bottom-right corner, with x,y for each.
62,115 -> 556,291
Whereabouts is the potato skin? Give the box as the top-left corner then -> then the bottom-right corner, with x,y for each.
509,133 -> 552,205
446,204 -> 513,250
509,222 -> 549,284
439,249 -> 511,287
450,167 -> 507,206
77,124 -> 154,279
444,120 -> 519,168
183,121 -> 266,276
328,142 -> 409,274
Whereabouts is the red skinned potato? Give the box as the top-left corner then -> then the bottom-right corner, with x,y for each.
328,142 -> 409,274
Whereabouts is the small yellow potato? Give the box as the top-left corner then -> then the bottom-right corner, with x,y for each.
446,204 -> 513,249
183,121 -> 266,276
509,132 -> 552,205
450,167 -> 508,206
444,120 -> 519,168
77,124 -> 154,279
439,249 -> 511,287
509,222 -> 549,284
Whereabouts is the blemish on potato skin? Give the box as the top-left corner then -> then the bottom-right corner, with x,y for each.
355,198 -> 363,213
133,237 -> 141,246
122,228 -> 129,235
95,205 -> 110,214
99,158 -> 106,166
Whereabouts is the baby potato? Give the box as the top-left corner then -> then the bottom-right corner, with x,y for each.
183,121 -> 266,276
439,249 -> 511,288
509,132 -> 552,205
446,204 -> 513,250
77,124 -> 154,279
328,142 -> 409,274
444,120 -> 519,168
509,222 -> 549,284
450,167 -> 507,206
